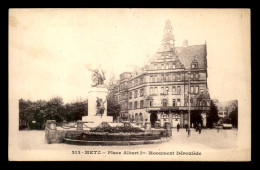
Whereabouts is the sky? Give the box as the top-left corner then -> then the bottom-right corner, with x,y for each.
9,9 -> 250,104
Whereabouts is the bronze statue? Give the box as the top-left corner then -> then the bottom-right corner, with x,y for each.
96,97 -> 107,117
86,64 -> 106,87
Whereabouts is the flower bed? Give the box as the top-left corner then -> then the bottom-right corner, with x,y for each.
90,125 -> 144,133
66,132 -> 160,141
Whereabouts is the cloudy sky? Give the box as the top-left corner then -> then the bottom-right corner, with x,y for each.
9,9 -> 250,103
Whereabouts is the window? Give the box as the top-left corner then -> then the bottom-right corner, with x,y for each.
149,101 -> 153,107
169,63 -> 172,69
129,102 -> 132,109
177,86 -> 181,94
191,86 -> 194,94
140,89 -> 144,97
134,90 -> 138,98
154,64 -> 157,70
166,87 -> 169,95
172,86 -> 176,94
161,64 -> 164,69
172,74 -> 176,81
177,99 -> 181,106
163,99 -> 167,107
178,74 -> 181,81
150,87 -> 153,95
172,99 -> 176,106
191,74 -> 194,79
168,74 -> 172,81
195,86 -> 199,94
195,73 -> 199,79
140,100 -> 144,109
135,79 -> 138,86
140,77 -> 143,84
166,64 -> 169,69
158,64 -> 161,70
166,74 -> 169,81
161,87 -> 164,95
150,76 -> 153,82
172,64 -> 175,69
154,87 -> 158,95
154,75 -> 157,82
134,101 -> 138,109
129,92 -> 132,99
192,63 -> 197,68
161,74 -> 166,82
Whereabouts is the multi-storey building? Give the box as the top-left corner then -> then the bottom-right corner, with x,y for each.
110,20 -> 211,128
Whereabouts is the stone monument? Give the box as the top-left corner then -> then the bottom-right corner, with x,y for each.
82,66 -> 113,127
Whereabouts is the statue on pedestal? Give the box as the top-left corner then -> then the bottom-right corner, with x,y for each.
86,64 -> 106,87
96,97 -> 107,118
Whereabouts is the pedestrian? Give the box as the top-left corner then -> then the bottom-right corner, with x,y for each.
185,124 -> 188,132
198,123 -> 202,134
177,123 -> 180,132
195,122 -> 198,132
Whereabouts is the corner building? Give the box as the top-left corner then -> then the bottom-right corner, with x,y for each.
111,20 -> 210,128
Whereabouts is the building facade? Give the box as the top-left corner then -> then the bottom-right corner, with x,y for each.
110,20 -> 211,128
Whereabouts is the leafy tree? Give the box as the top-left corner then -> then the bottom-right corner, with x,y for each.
207,100 -> 219,128
70,101 -> 88,121
229,107 -> 238,128
19,99 -> 31,129
43,97 -> 64,123
107,94 -> 120,121
19,97 -> 88,130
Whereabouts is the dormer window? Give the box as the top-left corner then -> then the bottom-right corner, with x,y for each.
191,56 -> 198,69
192,63 -> 198,68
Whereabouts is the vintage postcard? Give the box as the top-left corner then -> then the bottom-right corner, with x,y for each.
8,8 -> 251,161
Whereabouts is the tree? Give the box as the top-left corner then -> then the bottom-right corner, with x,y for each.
19,99 -> 31,130
207,100 -> 219,128
70,101 -> 88,121
229,107 -> 238,128
44,97 -> 64,123
107,94 -> 120,121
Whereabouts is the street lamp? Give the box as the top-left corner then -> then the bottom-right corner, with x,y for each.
188,69 -> 191,137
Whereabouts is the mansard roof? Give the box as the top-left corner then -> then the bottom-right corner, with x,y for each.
175,44 -> 207,69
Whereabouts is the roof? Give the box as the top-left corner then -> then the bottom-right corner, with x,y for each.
175,45 -> 207,69
216,100 -> 238,111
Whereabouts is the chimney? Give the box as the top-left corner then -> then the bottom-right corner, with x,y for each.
183,39 -> 188,47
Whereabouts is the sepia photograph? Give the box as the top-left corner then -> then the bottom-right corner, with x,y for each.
8,8 -> 251,161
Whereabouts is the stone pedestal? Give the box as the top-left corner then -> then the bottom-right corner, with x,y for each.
82,87 -> 113,127
145,122 -> 151,130
76,120 -> 83,130
45,120 -> 57,144
165,122 -> 172,137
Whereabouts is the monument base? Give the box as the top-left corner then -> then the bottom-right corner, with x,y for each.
82,116 -> 113,127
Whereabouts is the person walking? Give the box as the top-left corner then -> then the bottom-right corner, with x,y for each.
195,122 -> 198,132
185,124 -> 188,132
177,123 -> 180,132
198,123 -> 202,134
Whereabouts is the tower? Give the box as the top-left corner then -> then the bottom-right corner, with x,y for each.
160,20 -> 175,52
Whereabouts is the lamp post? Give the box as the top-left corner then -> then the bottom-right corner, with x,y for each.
188,70 -> 191,137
